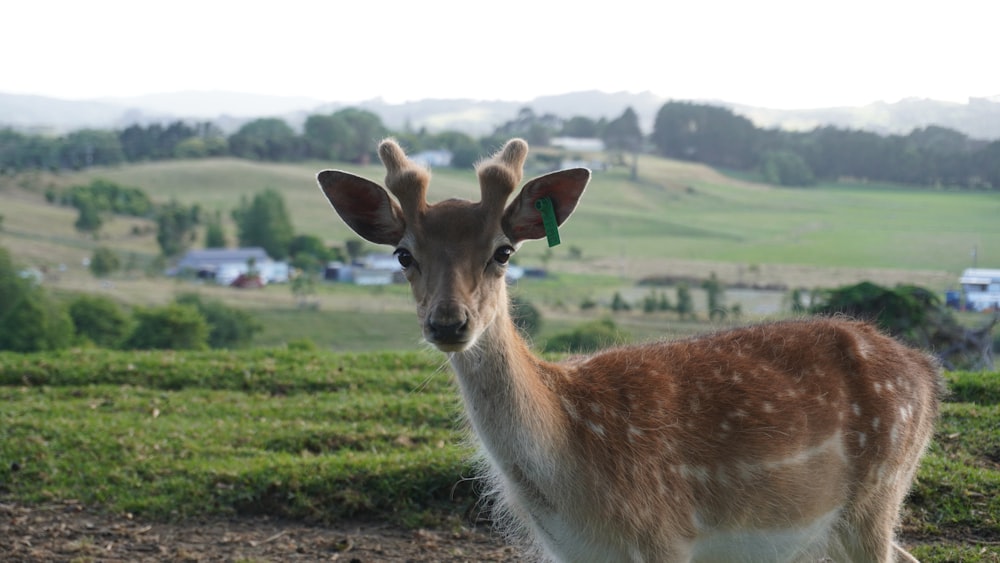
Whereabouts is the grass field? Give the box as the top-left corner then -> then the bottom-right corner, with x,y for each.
0,348 -> 997,561
2,154 -> 998,279
2,153 -> 998,355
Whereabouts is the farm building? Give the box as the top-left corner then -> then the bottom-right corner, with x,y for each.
323,254 -> 527,286
959,268 -> 1000,311
324,254 -> 404,286
172,248 -> 289,286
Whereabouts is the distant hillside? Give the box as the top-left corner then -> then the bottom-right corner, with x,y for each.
3,90 -> 1000,140
732,96 -> 1000,140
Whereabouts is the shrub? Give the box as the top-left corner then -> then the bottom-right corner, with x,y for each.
123,303 -> 209,350
511,294 -> 542,338
811,281 -> 996,370
759,150 -> 816,187
68,295 -> 130,348
0,247 -> 73,352
174,293 -> 261,349
543,319 -> 627,353
89,246 -> 121,277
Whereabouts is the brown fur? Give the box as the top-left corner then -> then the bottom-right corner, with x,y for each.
318,138 -> 941,562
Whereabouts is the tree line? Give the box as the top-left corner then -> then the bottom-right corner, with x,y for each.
2,102 -> 999,189
650,102 -> 1000,188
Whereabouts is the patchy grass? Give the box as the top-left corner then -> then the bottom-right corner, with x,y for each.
1,351 -> 998,561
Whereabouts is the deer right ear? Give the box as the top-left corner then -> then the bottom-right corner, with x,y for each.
502,168 -> 590,243
318,170 -> 406,246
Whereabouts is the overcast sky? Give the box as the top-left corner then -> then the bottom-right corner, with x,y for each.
4,0 -> 997,109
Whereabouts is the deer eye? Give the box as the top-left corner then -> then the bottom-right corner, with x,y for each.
492,245 -> 514,265
394,248 -> 414,269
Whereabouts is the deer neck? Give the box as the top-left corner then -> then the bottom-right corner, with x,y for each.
447,294 -> 567,480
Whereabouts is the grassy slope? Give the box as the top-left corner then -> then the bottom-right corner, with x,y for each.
3,155 -> 999,276
0,349 -> 997,561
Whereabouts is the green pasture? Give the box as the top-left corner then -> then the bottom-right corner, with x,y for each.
3,154 -> 998,277
0,349 -> 997,561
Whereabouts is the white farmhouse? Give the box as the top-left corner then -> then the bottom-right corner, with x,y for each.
959,268 -> 1000,311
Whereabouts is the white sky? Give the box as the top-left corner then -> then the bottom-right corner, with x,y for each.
4,0 -> 997,109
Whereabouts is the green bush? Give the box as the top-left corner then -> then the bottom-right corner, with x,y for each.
68,295 -> 131,348
543,319 -> 627,353
174,293 -> 262,349
89,246 -> 121,277
511,294 -> 542,338
0,247 -> 73,352
123,303 -> 209,350
759,150 -> 816,187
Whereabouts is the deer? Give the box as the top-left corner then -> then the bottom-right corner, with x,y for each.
317,138 -> 941,562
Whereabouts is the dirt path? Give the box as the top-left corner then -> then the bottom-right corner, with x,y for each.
0,501 -> 520,562
3,501 -> 994,562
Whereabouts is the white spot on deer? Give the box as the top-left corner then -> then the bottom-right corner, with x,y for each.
719,421 -> 732,433
762,402 -> 775,414
851,403 -> 861,417
627,425 -> 643,443
587,420 -> 606,438
871,417 -> 880,431
561,397 -> 580,421
857,432 -> 867,449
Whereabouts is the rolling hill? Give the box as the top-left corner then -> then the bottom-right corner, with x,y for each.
2,154 -> 997,291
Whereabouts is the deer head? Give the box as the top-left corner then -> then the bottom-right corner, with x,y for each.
318,138 -> 590,352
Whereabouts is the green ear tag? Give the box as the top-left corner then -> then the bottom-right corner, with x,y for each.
535,197 -> 561,247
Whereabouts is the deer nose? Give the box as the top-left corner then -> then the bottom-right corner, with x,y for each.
426,305 -> 470,345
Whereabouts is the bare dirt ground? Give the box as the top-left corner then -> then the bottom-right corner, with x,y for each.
0,501 -> 522,562
2,501 -> 997,562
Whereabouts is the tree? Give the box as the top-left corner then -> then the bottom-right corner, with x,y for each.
611,291 -> 631,312
331,108 -> 387,163
344,239 -> 365,263
156,200 -> 200,257
68,295 -> 130,348
302,108 -> 387,163
74,197 -> 103,234
60,129 -> 125,169
229,118 -> 301,161
702,272 -> 726,320
89,246 -> 121,277
204,211 -> 226,248
759,150 -> 816,187
810,281 -> 997,370
0,246 -> 73,352
232,189 -> 294,259
491,107 -> 560,146
651,102 -> 758,169
560,116 -> 602,138
123,303 -> 209,350
604,107 -> 643,181
675,283 -> 694,320
303,113 -> 356,160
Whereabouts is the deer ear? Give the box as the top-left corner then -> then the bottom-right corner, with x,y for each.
318,170 -> 406,246
502,168 -> 590,243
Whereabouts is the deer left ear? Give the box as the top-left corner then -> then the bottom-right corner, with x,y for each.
318,170 -> 406,246
502,168 -> 590,243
